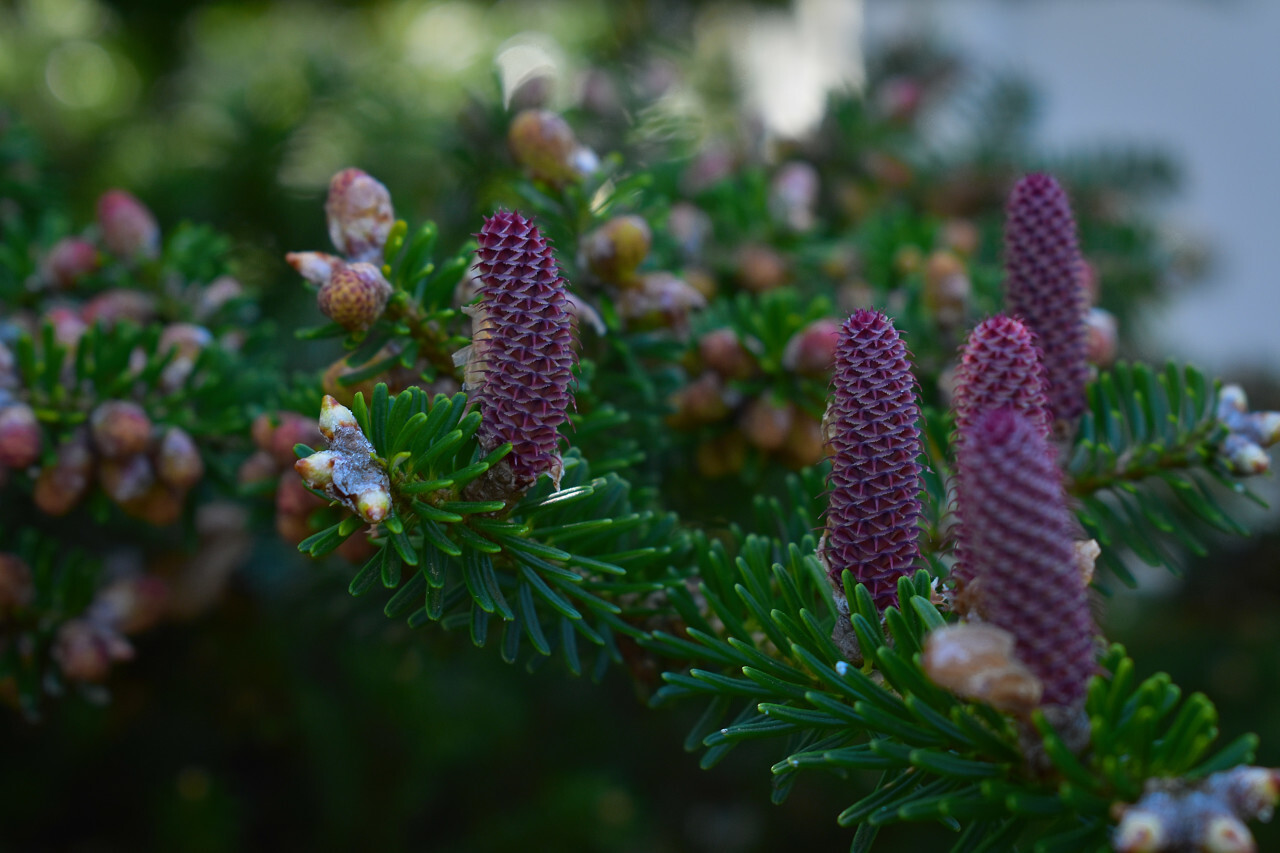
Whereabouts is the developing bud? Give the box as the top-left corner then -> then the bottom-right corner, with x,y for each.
82,289 -> 157,328
1222,434 -> 1269,476
325,169 -> 395,262
1085,307 -> 1119,367
582,215 -> 652,285
96,189 -> 160,260
615,272 -> 706,331
923,623 -> 1043,715
782,318 -> 841,377
508,109 -> 586,187
286,251 -> 344,285
699,328 -> 757,381
779,411 -> 825,469
666,372 -> 735,429
297,396 -> 392,525
739,396 -> 794,452
33,428 -> 94,516
90,401 -> 152,459
43,307 -> 88,348
54,619 -> 133,683
317,262 -> 393,332
922,250 -> 971,328
99,454 -> 156,504
0,403 -> 42,469
41,237 -> 99,288
155,427 -> 204,491
0,553 -> 34,613
736,244 -> 789,293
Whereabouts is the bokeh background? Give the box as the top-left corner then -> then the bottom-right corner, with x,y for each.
2,0 -> 1278,850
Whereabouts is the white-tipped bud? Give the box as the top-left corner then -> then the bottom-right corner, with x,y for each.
325,169 -> 395,262
1199,814 -> 1256,853
294,450 -> 337,489
286,251 -> 344,285
1112,807 -> 1171,853
318,395 -> 358,441
1223,434 -> 1270,476
1219,384 -> 1248,417
354,486 -> 392,524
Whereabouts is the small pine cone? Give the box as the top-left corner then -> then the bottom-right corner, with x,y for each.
950,314 -> 1052,593
955,407 -> 1096,709
90,401 -> 152,459
468,211 -> 576,496
821,309 -> 923,611
317,262 -> 393,332
325,169 -> 395,263
96,189 -> 160,260
1003,173 -> 1089,424
0,403 -> 42,469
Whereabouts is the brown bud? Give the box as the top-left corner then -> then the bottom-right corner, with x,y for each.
739,396 -> 794,452
508,109 -> 582,187
33,428 -> 94,516
317,262 -> 393,332
90,401 -> 152,459
266,412 -> 324,467
779,411 -> 825,469
782,318 -> 841,377
695,431 -> 748,478
0,553 -> 33,613
159,323 -> 213,360
940,219 -> 981,256
736,244 -> 789,293
922,623 -> 1043,715
96,189 -> 160,260
582,215 -> 652,285
0,403 -> 42,469
325,168 -> 395,263
276,471 -> 328,518
237,449 -> 279,487
615,272 -> 706,330
667,372 -> 735,428
698,328 -> 756,381
99,454 -> 156,504
41,237 -> 99,289
155,427 -> 204,490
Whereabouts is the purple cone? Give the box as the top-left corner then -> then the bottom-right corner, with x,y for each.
822,310 -> 923,611
1003,174 -> 1089,424
471,211 -> 576,493
955,407 -> 1096,709
949,314 -> 1052,592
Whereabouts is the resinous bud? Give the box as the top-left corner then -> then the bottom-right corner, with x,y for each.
318,396 -> 359,442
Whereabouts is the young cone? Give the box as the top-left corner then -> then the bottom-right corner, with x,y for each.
467,210 -> 576,498
1003,173 -> 1089,426
949,314 -> 1051,596
955,407 -> 1096,710
821,309 -> 923,611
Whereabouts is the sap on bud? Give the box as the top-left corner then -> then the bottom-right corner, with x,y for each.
319,395 -> 359,442
317,262 -> 393,332
295,450 -> 338,489
96,189 -> 160,260
325,169 -> 395,262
